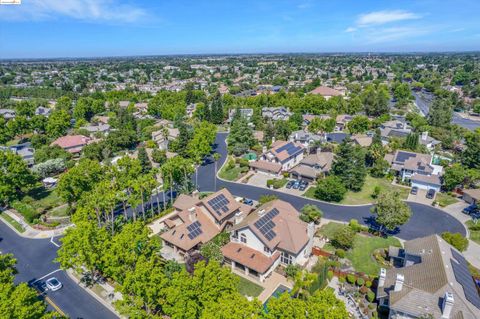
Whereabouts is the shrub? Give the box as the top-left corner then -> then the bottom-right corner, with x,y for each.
366,290 -> 375,302
314,176 -> 347,202
237,158 -> 249,167
356,278 -> 365,286
240,166 -> 249,173
285,264 -> 301,279
332,225 -> 356,249
365,280 -> 372,288
335,248 -> 346,258
359,285 -> 369,294
348,219 -> 362,232
11,201 -> 40,224
347,274 -> 356,284
371,185 -> 382,199
441,232 -> 469,252
327,270 -> 334,280
338,276 -> 346,283
259,194 -> 278,205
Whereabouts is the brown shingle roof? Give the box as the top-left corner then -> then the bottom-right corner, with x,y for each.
231,200 -> 310,254
463,188 -> 480,201
221,242 -> 280,273
201,188 -> 241,222
268,140 -> 304,162
309,86 -> 342,97
249,160 -> 282,173
173,194 -> 200,211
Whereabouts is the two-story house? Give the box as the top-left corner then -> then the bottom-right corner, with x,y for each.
380,120 -> 412,144
289,151 -> 334,182
50,135 -> 92,155
160,189 -> 254,261
262,107 -> 292,121
385,150 -> 443,191
259,140 -> 305,171
377,235 -> 480,319
222,200 -> 314,282
0,142 -> 35,166
228,108 -> 254,123
151,127 -> 180,150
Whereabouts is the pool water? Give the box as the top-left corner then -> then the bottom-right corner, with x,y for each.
263,284 -> 291,309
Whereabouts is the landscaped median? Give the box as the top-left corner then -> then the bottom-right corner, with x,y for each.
0,211 -> 25,233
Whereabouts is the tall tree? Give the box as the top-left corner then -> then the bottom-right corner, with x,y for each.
227,116 -> 255,156
0,151 -> 35,205
428,98 -> 453,128
331,139 -> 366,191
46,110 -> 71,138
371,190 -> 412,231
462,129 -> 480,169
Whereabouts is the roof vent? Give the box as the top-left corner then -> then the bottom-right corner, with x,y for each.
258,209 -> 266,216
251,254 -> 255,259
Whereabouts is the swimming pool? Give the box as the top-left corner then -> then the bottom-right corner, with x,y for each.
263,284 -> 291,308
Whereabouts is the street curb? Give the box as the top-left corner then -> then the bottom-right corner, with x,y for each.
0,215 -> 27,236
65,269 -> 122,319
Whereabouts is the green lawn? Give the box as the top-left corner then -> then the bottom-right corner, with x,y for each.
305,176 -> 409,205
21,187 -> 66,214
0,213 -> 25,233
347,235 -> 401,275
47,205 -> 69,217
219,165 -> 242,181
317,222 -> 345,239
466,220 -> 480,245
234,274 -> 264,297
436,193 -> 459,207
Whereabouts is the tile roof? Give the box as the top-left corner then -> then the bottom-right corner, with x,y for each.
249,160 -> 282,173
51,135 -> 91,153
201,188 -> 241,222
221,242 -> 280,273
411,174 -> 442,186
173,194 -> 200,211
231,200 -> 310,254
462,188 -> 480,201
309,86 -> 343,96
268,140 -> 305,163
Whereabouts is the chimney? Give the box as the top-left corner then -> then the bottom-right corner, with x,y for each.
272,136 -> 276,144
421,131 -> 428,141
394,273 -> 404,292
258,209 -> 266,217
442,292 -> 454,319
378,268 -> 386,287
188,207 -> 196,222
234,211 -> 244,224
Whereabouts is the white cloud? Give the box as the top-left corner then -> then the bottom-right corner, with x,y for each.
0,0 -> 147,23
345,27 -> 357,33
364,26 -> 431,43
357,10 -> 420,27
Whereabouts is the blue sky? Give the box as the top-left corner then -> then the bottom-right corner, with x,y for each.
0,0 -> 479,58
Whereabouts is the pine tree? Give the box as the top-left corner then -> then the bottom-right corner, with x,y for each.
332,138 -> 367,191
138,147 -> 151,174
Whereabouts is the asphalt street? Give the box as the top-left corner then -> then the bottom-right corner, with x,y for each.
0,221 -> 118,319
197,132 -> 466,240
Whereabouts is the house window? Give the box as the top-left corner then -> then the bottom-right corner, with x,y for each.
240,233 -> 247,244
281,251 -> 293,265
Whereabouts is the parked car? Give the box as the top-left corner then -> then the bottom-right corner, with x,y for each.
45,277 -> 62,291
426,189 -> 436,199
410,186 -> 418,195
292,181 -> 300,189
299,180 -> 308,187
286,180 -> 294,189
243,198 -> 254,206
299,184 -> 307,191
462,204 -> 478,215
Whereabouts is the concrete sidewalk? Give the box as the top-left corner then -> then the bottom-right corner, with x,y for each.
1,209 -> 71,239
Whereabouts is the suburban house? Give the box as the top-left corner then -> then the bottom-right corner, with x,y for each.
418,131 -> 441,150
302,114 -> 331,127
377,235 -> 480,319
380,120 -> 412,144
289,130 -> 323,148
289,151 -> 334,182
35,106 -> 52,117
309,86 -> 343,100
259,140 -> 305,171
80,124 -> 111,135
0,108 -> 16,120
462,188 -> 480,205
160,189 -> 254,261
222,200 -> 315,282
325,132 -> 350,144
151,127 -> 180,150
335,114 -> 353,131
385,150 -> 443,191
51,135 -> 91,155
352,134 -> 373,147
0,142 -> 35,166
228,108 -> 254,123
262,107 -> 292,121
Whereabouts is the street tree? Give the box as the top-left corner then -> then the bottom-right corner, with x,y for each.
371,190 -> 412,231
331,139 -> 366,191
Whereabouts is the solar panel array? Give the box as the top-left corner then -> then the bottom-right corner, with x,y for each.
254,208 -> 280,241
187,221 -> 203,240
207,194 -> 230,216
396,151 -> 416,163
276,142 -> 302,156
450,249 -> 480,309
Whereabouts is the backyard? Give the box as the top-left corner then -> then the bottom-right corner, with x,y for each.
233,274 -> 264,297
318,222 -> 401,276
304,175 -> 409,205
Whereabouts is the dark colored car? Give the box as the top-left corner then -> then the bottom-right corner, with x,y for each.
426,189 -> 436,199
299,184 -> 307,191
462,204 -> 478,215
410,186 -> 418,195
292,181 -> 300,189
243,198 -> 254,206
286,180 -> 295,189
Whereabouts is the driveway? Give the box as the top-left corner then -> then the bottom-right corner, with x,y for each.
199,133 -> 466,241
407,189 -> 434,206
246,172 -> 271,187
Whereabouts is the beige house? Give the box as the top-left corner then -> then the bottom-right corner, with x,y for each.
377,235 -> 480,319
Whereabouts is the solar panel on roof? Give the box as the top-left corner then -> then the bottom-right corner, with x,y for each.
450,249 -> 480,309
254,208 -> 279,241
187,221 -> 203,240
396,151 -> 416,163
207,194 -> 230,216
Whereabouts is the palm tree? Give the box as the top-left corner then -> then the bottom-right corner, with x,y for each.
213,152 -> 221,191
